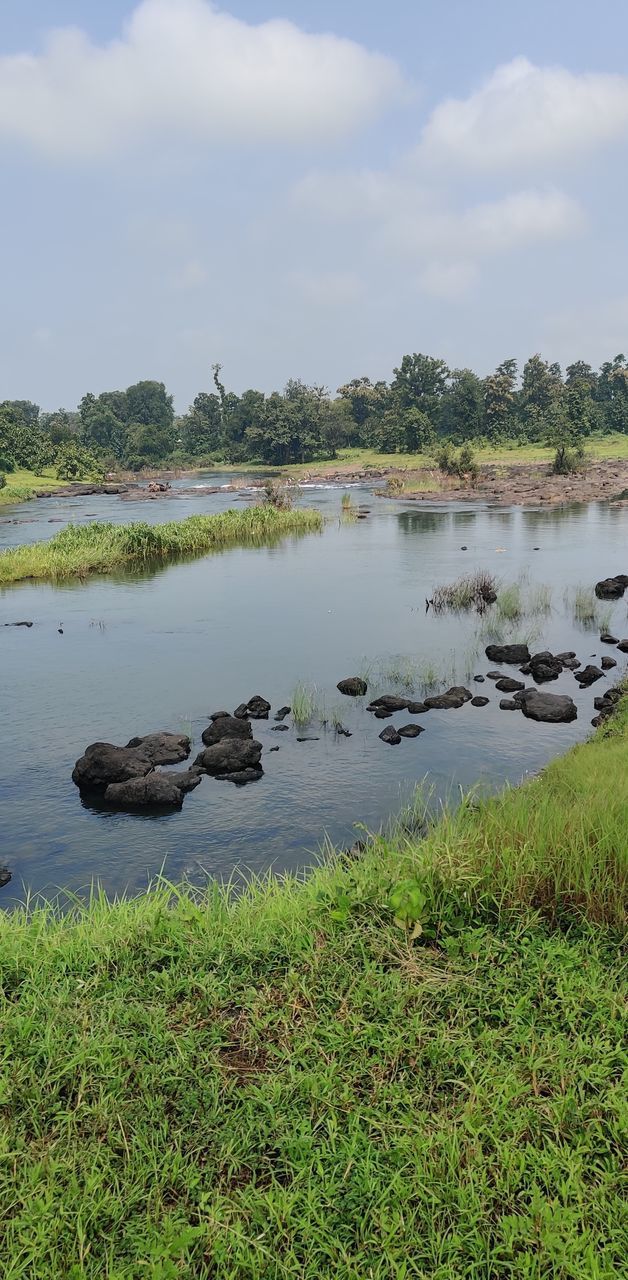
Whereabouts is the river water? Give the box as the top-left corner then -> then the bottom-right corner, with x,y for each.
1,475 -> 627,905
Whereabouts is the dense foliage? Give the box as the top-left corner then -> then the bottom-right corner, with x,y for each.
2,351 -> 628,473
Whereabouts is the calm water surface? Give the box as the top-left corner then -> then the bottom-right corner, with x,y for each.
1,478 -> 627,905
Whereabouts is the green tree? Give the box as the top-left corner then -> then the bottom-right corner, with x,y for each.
483,359 -> 518,439
391,353 -> 448,423
125,381 -> 174,430
597,355 -> 628,433
439,368 -> 484,442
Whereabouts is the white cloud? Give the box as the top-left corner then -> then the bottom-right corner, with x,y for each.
419,57 -> 628,170
296,169 -> 582,266
0,0 -> 402,159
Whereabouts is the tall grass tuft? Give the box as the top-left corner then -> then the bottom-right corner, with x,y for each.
564,585 -> 613,631
431,570 -> 497,614
0,508 -> 323,586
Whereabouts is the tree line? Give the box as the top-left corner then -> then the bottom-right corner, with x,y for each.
2,353 -> 628,477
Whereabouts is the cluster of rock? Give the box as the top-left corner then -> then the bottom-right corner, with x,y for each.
595,574 -> 628,599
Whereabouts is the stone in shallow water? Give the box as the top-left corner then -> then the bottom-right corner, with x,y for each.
499,699 -> 519,711
368,694 -> 410,712
485,643 -> 531,664
201,716 -> 252,747
379,726 -> 401,744
397,724 -> 424,737
495,677 -> 525,692
518,689 -> 577,723
125,732 -> 191,765
337,677 -> 368,696
424,686 -> 472,710
471,696 -> 489,707
104,773 -> 186,809
574,665 -> 605,687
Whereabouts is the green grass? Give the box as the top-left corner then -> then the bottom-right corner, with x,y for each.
564,586 -> 613,632
233,434 -> 628,477
0,467 -> 67,506
0,508 -> 323,586
0,697 -> 626,1276
290,682 -> 325,728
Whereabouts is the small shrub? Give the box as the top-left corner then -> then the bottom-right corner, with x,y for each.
262,479 -> 293,510
436,443 -> 479,484
431,570 -> 497,614
552,443 -> 586,475
0,474 -> 5,491
384,475 -> 405,495
0,455 -> 15,473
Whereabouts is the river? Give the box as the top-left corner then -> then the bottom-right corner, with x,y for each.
1,475 -> 627,905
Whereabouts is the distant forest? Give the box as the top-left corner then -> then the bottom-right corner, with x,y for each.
2,352 -> 628,477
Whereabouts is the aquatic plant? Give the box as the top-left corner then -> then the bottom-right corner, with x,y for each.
261,479 -> 294,510
340,493 -> 358,521
0,507 -> 323,586
290,682 -> 324,728
564,585 -> 613,630
431,570 -> 497,614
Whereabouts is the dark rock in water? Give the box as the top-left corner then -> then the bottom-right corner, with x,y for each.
368,694 -> 410,712
73,742 -> 153,793
595,575 -> 628,599
233,703 -> 249,719
600,633 -> 619,645
406,701 -> 429,713
373,707 -> 393,719
528,652 -> 563,683
518,689 -> 577,723
379,726 -> 402,744
0,868 -> 11,888
560,657 -> 581,670
195,738 -> 263,778
337,677 -> 368,697
245,695 -> 271,719
269,746 -> 280,752
617,640 -> 628,653
296,736 -> 320,742
473,675 -> 485,683
495,676 -> 525,692
424,686 -> 472,710
335,726 -> 352,737
201,716 -> 252,747
485,643 -> 531,664
471,696 -> 489,707
104,773 -> 186,809
274,706 -> 291,721
555,651 -> 576,662
486,643 -> 532,666
227,767 -> 264,785
486,671 -> 502,681
125,732 -> 191,765
499,699 -> 519,711
3,620 -> 33,628
574,664 -> 605,687
167,768 -> 203,793
601,655 -> 617,670
519,663 -> 532,675
397,724 -> 424,737
271,724 -> 289,732
209,710 -> 230,721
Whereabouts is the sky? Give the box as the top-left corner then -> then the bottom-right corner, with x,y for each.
2,1 -> 628,411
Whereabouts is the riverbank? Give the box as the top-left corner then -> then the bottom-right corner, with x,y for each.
0,468 -> 74,506
0,507 -> 322,585
0,694 -> 625,1277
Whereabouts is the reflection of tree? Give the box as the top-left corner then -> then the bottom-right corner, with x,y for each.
397,511 -> 449,536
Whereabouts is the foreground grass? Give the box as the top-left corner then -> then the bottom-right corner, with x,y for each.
0,467 -> 67,506
0,702 -> 626,1277
0,508 -> 323,585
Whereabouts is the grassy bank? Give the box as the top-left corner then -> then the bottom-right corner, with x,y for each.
0,508 -> 323,585
0,467 -> 68,506
0,701 -> 626,1277
222,434 -> 628,477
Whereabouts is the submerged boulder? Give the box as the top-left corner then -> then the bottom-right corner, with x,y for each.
337,677 -> 368,696
368,694 -> 410,712
72,742 -> 153,793
600,633 -> 619,645
424,686 -> 472,710
379,726 -> 401,744
518,689 -> 577,723
485,643 -> 531,665
274,706 -> 291,721
617,640 -> 628,654
201,716 -> 252,747
104,773 -> 189,810
397,724 -> 425,737
601,655 -> 617,670
125,732 -> 191,765
595,575 -> 628,599
574,665 -> 605,687
195,737 -> 263,782
495,676 -> 525,693
471,696 -> 490,707
529,652 -> 563,683
499,698 -> 519,711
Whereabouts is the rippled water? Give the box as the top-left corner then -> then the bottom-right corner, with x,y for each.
1,476 -> 627,905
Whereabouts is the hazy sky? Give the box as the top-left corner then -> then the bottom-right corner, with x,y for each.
3,0 -> 628,410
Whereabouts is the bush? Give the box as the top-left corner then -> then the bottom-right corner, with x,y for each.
262,479 -> 293,510
552,443 -> 586,475
0,454 -> 15,473
0,473 -> 5,490
436,443 -> 479,484
384,475 -> 405,495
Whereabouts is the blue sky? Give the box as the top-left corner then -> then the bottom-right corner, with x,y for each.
2,0 -> 628,411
